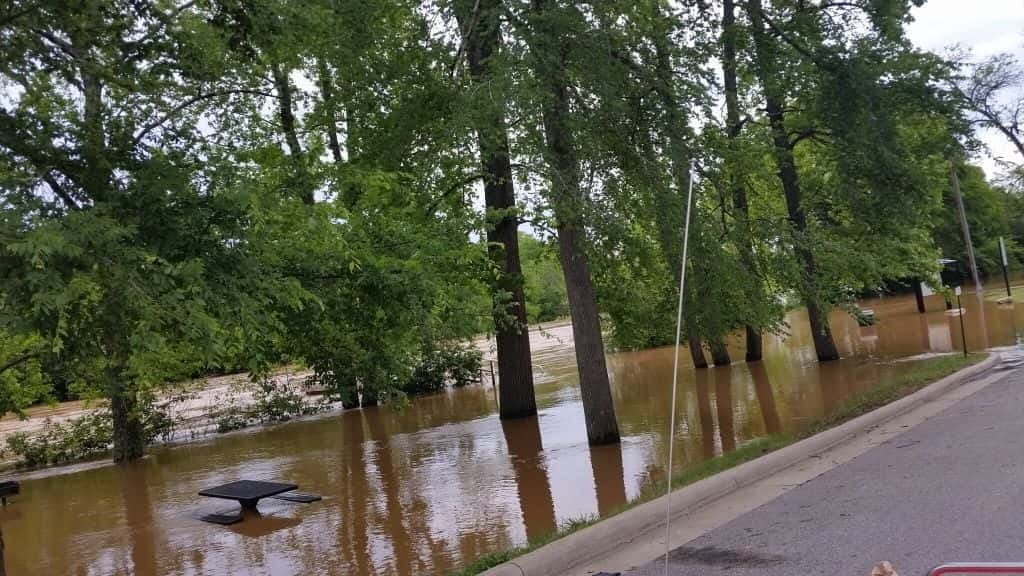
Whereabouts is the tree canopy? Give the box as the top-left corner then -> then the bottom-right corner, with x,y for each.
0,0 -> 1015,459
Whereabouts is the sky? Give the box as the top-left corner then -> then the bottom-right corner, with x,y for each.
907,0 -> 1024,180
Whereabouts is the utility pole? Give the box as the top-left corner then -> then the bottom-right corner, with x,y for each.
950,162 -> 983,294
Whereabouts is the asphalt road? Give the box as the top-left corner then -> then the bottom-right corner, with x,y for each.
626,362 -> 1024,576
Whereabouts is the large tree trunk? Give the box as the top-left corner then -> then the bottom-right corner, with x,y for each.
111,379 -> 144,463
456,0 -> 537,419
531,0 -> 620,445
689,337 -> 708,369
709,339 -> 732,366
557,225 -> 620,444
747,0 -> 839,361
0,524 -> 5,576
723,0 -> 764,362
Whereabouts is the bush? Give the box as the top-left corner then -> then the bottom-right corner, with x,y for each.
405,344 -> 482,396
252,378 -> 308,422
4,401 -> 174,467
215,378 -> 327,433
5,411 -> 113,467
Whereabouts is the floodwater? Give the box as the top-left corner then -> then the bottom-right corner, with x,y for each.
2,289 -> 1022,576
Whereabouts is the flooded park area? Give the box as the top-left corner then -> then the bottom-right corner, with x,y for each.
2,288 -> 1023,576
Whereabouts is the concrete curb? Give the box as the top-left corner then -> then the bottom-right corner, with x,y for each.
480,354 -> 1000,576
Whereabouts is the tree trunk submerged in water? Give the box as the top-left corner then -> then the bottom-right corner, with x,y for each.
455,0 -> 537,420
746,0 -> 839,362
111,381 -> 144,463
558,224 -> 620,444
689,337 -> 708,369
530,0 -> 620,445
709,340 -> 732,366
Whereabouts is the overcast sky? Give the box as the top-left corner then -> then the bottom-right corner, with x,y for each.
907,0 -> 1024,180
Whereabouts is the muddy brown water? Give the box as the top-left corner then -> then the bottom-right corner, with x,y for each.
2,290 -> 1022,576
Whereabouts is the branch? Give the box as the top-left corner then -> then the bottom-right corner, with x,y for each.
130,88 -> 276,148
517,217 -> 555,236
34,29 -> 81,61
0,108 -> 89,194
0,2 -> 41,28
810,1 -> 866,10
789,128 -> 829,146
450,0 -> 482,79
426,172 -> 486,214
42,172 -> 80,209
0,352 -> 38,376
752,6 -> 836,71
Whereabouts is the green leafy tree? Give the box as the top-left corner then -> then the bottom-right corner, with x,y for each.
0,0 -> 305,461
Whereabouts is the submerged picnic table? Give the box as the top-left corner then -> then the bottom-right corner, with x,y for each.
199,480 -> 298,510
198,480 -> 321,525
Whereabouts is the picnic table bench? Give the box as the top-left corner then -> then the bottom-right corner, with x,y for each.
198,480 -> 321,525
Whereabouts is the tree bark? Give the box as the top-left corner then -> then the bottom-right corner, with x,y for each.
317,60 -> 344,164
747,0 -> 839,361
530,0 -> 619,445
272,62 -> 314,205
709,339 -> 732,366
456,0 -> 537,419
111,379 -> 144,462
723,0 -> 764,362
689,337 -> 708,369
557,225 -> 619,443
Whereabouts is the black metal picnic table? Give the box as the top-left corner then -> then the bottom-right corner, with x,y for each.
198,480 -> 321,525
199,480 -> 298,511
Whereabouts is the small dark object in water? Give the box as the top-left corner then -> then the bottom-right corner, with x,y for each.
0,481 -> 19,505
270,492 -> 322,503
200,513 -> 243,525
199,480 -> 298,511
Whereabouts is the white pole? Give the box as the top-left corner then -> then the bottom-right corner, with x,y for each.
665,162 -> 696,575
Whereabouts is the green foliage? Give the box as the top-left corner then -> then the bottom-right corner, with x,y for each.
933,164 -> 1022,274
5,413 -> 113,468
0,0 -> 1011,471
215,379 -> 328,433
519,234 -> 568,323
3,402 -> 172,468
0,332 -> 50,418
405,344 -> 483,396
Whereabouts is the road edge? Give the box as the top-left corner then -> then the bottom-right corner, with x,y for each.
481,353 -> 999,576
